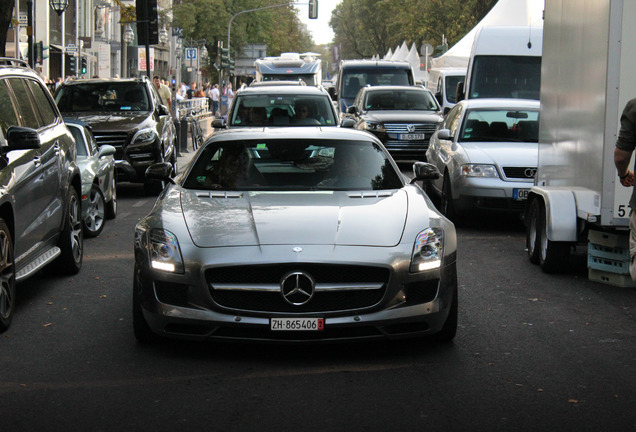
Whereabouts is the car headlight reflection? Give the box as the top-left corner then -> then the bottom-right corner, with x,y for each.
460,164 -> 498,177
145,229 -> 184,274
132,127 -> 158,145
411,227 -> 444,272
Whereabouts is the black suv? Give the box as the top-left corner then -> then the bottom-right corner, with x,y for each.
54,77 -> 176,194
0,58 -> 83,332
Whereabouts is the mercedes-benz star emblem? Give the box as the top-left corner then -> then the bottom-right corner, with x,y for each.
280,271 -> 315,306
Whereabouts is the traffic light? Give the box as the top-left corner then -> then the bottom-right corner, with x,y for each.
35,41 -> 43,64
308,0 -> 318,19
81,57 -> 87,74
69,56 -> 77,75
220,47 -> 229,69
229,58 -> 235,74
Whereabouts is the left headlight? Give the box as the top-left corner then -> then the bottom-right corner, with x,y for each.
410,227 -> 444,272
363,121 -> 385,132
132,127 -> 158,145
136,227 -> 185,274
460,164 -> 498,177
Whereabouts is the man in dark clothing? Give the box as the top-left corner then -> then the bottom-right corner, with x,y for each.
614,97 -> 636,280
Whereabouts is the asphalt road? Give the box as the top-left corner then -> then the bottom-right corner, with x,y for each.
1,175 -> 634,431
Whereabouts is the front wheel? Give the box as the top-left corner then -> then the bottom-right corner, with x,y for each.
440,173 -> 462,224
526,198 -> 542,264
53,187 -> 83,275
83,184 -> 105,238
105,177 -> 117,220
133,264 -> 160,343
0,219 -> 15,333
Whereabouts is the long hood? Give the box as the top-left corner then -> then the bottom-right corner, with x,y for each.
363,111 -> 442,124
461,141 -> 538,166
180,190 -> 408,247
63,112 -> 152,132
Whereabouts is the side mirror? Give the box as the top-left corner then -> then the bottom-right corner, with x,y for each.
212,118 -> 226,128
437,129 -> 452,140
410,161 -> 440,183
340,118 -> 355,128
98,144 -> 116,158
346,105 -> 357,115
328,87 -> 336,100
157,104 -> 170,116
435,91 -> 443,105
145,162 -> 175,182
4,126 -> 41,152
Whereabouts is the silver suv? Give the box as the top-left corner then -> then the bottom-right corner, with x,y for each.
0,58 -> 83,332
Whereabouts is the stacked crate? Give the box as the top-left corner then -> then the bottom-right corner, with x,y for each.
587,230 -> 636,287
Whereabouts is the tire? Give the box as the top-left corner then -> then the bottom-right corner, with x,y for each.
83,184 -> 106,238
538,201 -> 570,273
144,148 -> 166,196
0,219 -> 15,333
53,187 -> 83,275
105,177 -> 117,220
440,173 -> 462,224
526,198 -> 542,264
133,265 -> 159,343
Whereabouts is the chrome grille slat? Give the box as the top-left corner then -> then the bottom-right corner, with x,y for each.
384,123 -> 438,134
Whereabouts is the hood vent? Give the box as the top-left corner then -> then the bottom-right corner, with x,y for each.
195,191 -> 244,199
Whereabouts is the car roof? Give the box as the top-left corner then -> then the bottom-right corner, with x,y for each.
0,58 -> 46,81
340,59 -> 412,68
59,77 -> 148,86
249,80 -> 306,87
235,85 -> 329,96
459,98 -> 540,110
363,85 -> 432,93
207,126 -> 383,143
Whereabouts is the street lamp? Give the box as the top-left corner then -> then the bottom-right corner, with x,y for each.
159,27 -> 169,45
122,24 -> 134,78
49,0 -> 69,16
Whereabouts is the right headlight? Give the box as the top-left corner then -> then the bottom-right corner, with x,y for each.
363,121 -> 385,132
460,164 -> 498,177
136,227 -> 185,274
131,127 -> 158,145
410,227 -> 444,272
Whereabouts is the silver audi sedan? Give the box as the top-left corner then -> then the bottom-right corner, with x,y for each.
133,127 -> 457,343
425,99 -> 540,223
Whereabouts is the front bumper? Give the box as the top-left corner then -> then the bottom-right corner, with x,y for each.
134,246 -> 458,343
452,176 -> 533,213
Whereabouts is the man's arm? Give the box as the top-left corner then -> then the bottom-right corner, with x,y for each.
614,147 -> 634,186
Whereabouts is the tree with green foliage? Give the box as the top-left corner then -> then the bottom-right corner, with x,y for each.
330,0 -> 498,60
172,0 -> 314,81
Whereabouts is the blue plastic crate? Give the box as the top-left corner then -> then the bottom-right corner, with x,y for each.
587,254 -> 630,274
587,242 -> 630,261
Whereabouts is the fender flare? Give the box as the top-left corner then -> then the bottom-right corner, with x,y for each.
527,187 -> 578,242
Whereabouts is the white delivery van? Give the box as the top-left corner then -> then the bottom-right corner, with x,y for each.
457,26 -> 543,101
426,67 -> 466,114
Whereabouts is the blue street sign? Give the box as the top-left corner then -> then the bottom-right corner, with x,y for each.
185,48 -> 198,60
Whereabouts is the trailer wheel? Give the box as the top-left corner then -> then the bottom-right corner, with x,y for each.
526,198 -> 542,264
538,202 -> 570,273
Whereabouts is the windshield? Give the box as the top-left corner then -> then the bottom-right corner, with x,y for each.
445,75 -> 463,103
55,82 -> 150,112
183,139 -> 403,191
460,109 -> 539,143
364,89 -> 439,111
341,68 -> 413,99
229,94 -> 336,126
468,56 -> 541,100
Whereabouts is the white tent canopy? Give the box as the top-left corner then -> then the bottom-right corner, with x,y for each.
431,0 -> 544,68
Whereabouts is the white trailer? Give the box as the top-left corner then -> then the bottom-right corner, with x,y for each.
525,0 -> 636,280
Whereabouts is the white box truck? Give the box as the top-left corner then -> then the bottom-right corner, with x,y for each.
525,0 -> 636,281
426,67 -> 466,114
457,25 -> 543,101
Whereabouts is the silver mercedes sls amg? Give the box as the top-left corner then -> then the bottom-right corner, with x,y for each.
133,127 -> 458,343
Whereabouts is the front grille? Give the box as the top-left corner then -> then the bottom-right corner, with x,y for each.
384,123 -> 438,134
206,264 -> 390,313
93,131 -> 129,149
502,166 -> 537,180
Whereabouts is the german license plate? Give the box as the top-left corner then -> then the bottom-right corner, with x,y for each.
398,133 -> 426,140
270,318 -> 324,331
513,188 -> 530,200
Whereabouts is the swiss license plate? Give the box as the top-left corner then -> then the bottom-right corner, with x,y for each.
513,188 -> 530,200
398,133 -> 426,141
270,318 -> 324,331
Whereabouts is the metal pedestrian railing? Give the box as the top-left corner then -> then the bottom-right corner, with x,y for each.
174,97 -> 213,154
